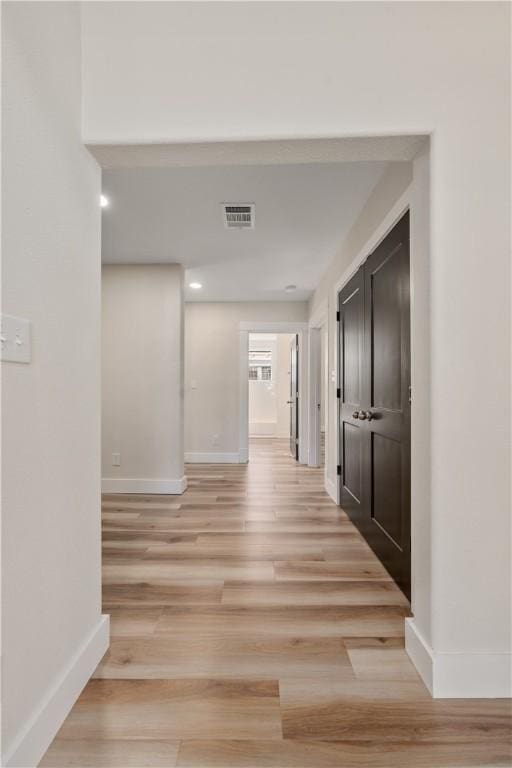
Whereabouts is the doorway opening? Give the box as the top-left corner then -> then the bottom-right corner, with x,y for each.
248,332 -> 297,461
239,320 -> 309,465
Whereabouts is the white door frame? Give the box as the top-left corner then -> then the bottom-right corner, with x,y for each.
307,299 -> 328,473
239,321 -> 309,463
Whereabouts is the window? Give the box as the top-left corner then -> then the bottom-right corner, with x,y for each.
249,349 -> 272,381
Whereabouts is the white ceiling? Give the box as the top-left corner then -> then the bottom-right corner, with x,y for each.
102,161 -> 388,302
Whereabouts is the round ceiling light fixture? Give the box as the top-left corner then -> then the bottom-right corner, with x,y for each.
285,284 -> 297,293
100,194 -> 109,208
189,282 -> 202,290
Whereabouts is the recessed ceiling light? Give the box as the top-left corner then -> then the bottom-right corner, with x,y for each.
285,284 -> 297,292
189,282 -> 202,290
100,194 -> 109,208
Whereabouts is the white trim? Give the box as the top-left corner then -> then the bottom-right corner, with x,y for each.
432,653 -> 512,699
307,327 -> 322,466
405,618 -> 434,694
101,476 -> 187,494
325,476 -> 338,504
239,329 -> 249,464
3,615 -> 110,768
308,298 -> 329,470
185,452 -> 241,464
239,322 -> 309,465
406,618 -> 512,698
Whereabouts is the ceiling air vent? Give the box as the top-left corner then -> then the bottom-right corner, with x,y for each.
222,203 -> 255,229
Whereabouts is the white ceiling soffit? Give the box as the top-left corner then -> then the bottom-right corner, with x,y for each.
101,160 -> 391,302
88,135 -> 427,169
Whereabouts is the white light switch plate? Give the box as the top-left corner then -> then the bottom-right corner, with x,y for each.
1,314 -> 31,363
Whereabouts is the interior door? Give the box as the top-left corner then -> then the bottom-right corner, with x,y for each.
338,211 -> 411,598
338,268 -> 365,524
289,334 -> 299,460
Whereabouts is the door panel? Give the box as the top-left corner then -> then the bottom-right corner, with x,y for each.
289,335 -> 299,460
372,433 -> 402,547
342,294 -> 362,405
338,268 -> 365,524
342,422 -> 362,503
338,211 -> 411,598
371,248 -> 403,411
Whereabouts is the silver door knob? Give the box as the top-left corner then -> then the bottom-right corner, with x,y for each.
357,410 -> 367,420
352,411 -> 360,419
363,410 -> 375,421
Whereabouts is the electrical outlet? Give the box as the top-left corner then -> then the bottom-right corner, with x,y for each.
112,452 -> 121,467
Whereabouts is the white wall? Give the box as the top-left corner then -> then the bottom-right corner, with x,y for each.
81,1 -> 511,697
1,5 -> 106,766
185,304 -> 307,460
102,265 -> 185,494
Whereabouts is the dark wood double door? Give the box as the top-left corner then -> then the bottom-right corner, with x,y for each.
338,212 -> 411,598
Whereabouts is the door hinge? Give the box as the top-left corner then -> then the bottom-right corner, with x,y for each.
336,311 -> 340,322
408,385 -> 412,404
337,464 -> 341,476
336,387 -> 341,399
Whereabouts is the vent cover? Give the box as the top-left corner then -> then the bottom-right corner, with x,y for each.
222,203 -> 255,229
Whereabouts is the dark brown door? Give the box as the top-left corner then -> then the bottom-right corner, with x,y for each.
338,267 -> 365,524
289,334 -> 299,460
338,211 -> 411,598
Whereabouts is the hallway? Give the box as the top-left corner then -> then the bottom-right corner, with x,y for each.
41,440 -> 510,767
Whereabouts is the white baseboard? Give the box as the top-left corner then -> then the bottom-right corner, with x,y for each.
4,614 -> 110,768
432,651 -> 512,698
405,617 -> 434,693
239,447 -> 248,464
102,476 -> 187,494
406,618 -> 512,698
325,476 -> 338,504
185,452 -> 241,464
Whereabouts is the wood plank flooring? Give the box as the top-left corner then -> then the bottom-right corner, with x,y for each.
40,439 -> 512,767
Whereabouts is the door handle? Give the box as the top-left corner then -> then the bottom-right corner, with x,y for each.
359,410 -> 375,421
352,411 -> 360,419
287,400 -> 294,404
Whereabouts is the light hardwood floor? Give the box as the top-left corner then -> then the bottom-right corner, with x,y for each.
41,439 -> 511,767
